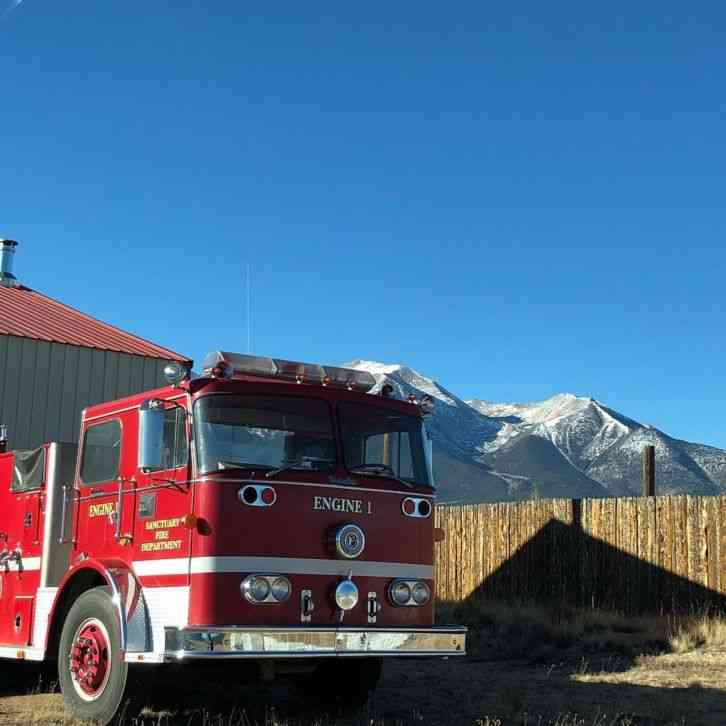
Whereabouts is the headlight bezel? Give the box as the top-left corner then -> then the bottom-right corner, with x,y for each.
388,579 -> 431,607
241,574 -> 292,604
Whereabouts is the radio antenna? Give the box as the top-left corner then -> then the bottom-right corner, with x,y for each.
1,0 -> 24,22
246,263 -> 252,353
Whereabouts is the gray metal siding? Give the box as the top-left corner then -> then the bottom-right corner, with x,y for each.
0,334 -> 176,451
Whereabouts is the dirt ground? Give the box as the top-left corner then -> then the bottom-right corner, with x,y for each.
1,641 -> 724,726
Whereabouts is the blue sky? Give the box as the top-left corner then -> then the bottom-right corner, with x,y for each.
2,3 -> 725,446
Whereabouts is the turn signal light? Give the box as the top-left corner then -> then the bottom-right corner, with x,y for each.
182,513 -> 198,530
239,485 -> 277,507
402,497 -> 433,518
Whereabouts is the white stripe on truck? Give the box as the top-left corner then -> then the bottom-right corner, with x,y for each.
132,556 -> 433,580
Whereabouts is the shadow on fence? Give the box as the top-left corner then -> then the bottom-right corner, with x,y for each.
435,496 -> 726,614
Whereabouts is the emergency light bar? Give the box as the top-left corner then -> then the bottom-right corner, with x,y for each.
201,351 -> 377,393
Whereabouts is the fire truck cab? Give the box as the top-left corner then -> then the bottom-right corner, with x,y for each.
0,352 -> 466,723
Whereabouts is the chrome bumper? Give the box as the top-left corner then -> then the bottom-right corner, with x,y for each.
164,626 -> 467,660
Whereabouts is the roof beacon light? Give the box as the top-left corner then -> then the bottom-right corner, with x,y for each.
275,358 -> 322,384
419,394 -> 435,415
203,352 -> 276,378
381,383 -> 395,398
200,352 -> 376,392
163,361 -> 190,386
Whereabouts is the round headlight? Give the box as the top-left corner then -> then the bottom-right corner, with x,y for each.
335,580 -> 359,611
242,576 -> 270,603
412,581 -> 431,605
334,523 -> 366,560
271,576 -> 291,602
390,581 -> 412,606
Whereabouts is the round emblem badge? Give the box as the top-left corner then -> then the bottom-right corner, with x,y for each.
334,523 -> 366,559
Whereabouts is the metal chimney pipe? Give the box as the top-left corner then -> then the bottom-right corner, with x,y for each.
0,239 -> 18,287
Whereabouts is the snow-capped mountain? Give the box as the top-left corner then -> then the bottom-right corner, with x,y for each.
346,360 -> 726,503
471,394 -> 639,470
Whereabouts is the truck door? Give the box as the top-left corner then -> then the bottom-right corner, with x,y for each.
132,401 -> 193,586
0,447 -> 46,646
74,414 -> 136,561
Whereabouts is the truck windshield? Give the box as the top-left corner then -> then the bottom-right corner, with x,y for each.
338,402 -> 432,488
194,395 -> 336,475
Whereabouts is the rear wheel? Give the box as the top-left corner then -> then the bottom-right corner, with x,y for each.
299,657 -> 382,711
58,586 -> 148,725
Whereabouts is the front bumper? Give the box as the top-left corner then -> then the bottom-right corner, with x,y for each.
164,626 -> 467,660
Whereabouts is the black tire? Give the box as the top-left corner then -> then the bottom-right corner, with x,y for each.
299,657 -> 382,711
58,586 -> 149,725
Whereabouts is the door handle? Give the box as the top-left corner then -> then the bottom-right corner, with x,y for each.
114,477 -> 133,544
114,476 -> 125,541
0,549 -> 22,573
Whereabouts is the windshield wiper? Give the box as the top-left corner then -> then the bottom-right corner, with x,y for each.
347,463 -> 415,489
147,474 -> 190,493
265,456 -> 335,479
217,461 -> 274,472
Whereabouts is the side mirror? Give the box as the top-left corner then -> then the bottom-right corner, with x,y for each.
424,425 -> 435,487
419,394 -> 435,416
139,399 -> 165,472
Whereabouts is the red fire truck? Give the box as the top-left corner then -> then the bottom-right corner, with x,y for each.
0,352 -> 465,723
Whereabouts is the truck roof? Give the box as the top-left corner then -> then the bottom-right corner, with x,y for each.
83,376 -> 422,421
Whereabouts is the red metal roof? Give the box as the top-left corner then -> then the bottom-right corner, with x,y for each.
0,284 -> 190,362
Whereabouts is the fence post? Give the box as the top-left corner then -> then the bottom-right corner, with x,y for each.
642,445 -> 655,497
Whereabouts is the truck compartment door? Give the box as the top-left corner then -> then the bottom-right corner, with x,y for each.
9,596 -> 34,646
40,443 -> 78,588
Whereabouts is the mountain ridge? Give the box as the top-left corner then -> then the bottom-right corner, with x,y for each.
345,360 -> 726,503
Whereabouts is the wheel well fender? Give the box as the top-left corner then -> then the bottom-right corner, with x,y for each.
46,559 -> 151,659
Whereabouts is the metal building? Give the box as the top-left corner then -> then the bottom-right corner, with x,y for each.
0,239 -> 191,450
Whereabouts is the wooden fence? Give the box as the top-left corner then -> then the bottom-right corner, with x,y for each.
434,496 -> 726,614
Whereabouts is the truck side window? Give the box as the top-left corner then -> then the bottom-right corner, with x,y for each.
363,432 -> 413,478
397,431 -> 414,479
80,420 -> 121,485
11,447 -> 46,492
162,407 -> 188,470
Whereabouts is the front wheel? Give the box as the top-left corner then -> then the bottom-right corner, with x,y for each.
58,586 -> 148,725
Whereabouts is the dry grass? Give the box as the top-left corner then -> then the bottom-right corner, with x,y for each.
1,601 -> 725,725
668,611 -> 726,653
437,599 -> 670,662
